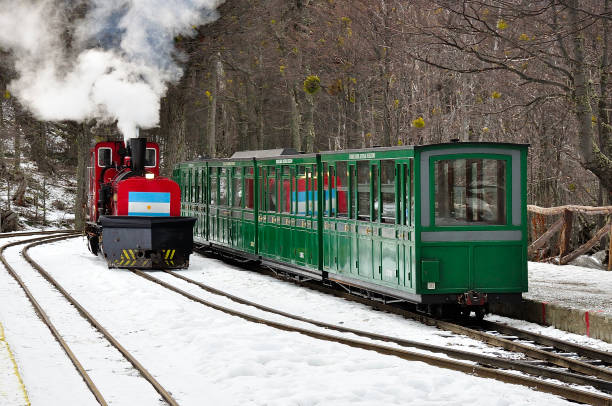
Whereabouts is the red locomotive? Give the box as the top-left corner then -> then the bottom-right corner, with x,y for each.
85,138 -> 196,269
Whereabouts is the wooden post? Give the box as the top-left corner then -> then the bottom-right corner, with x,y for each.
558,209 -> 574,257
528,216 -> 564,257
608,222 -> 612,271
42,177 -> 46,227
560,221 -> 612,265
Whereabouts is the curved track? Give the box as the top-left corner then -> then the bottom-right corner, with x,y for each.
131,267 -> 612,405
0,231 -> 178,406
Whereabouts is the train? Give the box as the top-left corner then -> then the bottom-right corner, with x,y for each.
85,137 -> 196,269
173,142 -> 529,319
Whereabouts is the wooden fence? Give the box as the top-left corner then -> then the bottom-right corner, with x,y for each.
528,205 -> 612,270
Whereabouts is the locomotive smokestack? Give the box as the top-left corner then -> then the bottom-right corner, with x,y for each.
129,137 -> 147,176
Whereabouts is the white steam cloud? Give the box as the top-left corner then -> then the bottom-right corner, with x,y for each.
0,0 -> 221,141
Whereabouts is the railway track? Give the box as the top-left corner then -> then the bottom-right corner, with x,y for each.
131,266 -> 612,405
0,231 -> 178,406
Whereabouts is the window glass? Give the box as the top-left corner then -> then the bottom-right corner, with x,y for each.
410,159 -> 414,225
194,171 -> 199,203
267,168 -> 277,212
372,164 -> 379,221
202,169 -> 207,206
210,174 -> 218,205
322,163 -> 330,216
219,168 -> 228,206
306,168 -> 312,216
381,160 -> 395,223
434,158 -> 507,226
258,168 -> 265,210
312,166 -> 318,215
295,166 -> 306,215
245,167 -> 254,209
233,169 -> 242,207
349,165 -> 356,219
98,148 -> 112,167
281,166 -> 290,214
357,161 -> 370,220
145,148 -> 156,167
336,162 -> 348,218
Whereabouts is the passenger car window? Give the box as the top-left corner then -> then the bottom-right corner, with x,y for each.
219,168 -> 228,206
233,169 -> 242,208
357,161 -> 370,221
210,174 -> 218,205
380,160 -> 395,224
267,168 -> 277,212
281,166 -> 290,214
434,158 -> 507,226
336,162 -> 348,218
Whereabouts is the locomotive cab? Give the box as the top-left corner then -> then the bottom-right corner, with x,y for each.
86,138 -> 196,269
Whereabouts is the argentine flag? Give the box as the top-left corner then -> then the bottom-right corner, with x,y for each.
128,192 -> 171,216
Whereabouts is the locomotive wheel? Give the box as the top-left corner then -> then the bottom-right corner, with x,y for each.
87,235 -> 100,256
459,308 -> 471,320
475,306 -> 487,322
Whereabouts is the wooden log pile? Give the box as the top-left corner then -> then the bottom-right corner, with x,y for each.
528,205 -> 612,270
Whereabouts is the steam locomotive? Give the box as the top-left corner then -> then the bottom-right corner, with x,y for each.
85,138 -> 196,269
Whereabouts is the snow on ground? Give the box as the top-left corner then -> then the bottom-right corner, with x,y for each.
0,235 -> 96,405
0,236 -> 170,405
0,319 -> 28,406
524,261 -> 612,316
0,236 -> 581,405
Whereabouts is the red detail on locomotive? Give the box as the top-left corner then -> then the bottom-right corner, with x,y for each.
115,177 -> 181,216
87,140 -> 170,222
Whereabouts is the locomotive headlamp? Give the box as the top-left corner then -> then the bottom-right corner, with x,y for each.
145,173 -> 155,180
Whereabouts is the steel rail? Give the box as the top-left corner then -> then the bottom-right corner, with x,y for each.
478,320 -> 612,364
133,269 -> 612,405
266,268 -> 612,381
164,269 -> 612,393
22,236 -> 179,406
0,233 -> 108,406
0,230 -> 76,239
195,249 -> 612,381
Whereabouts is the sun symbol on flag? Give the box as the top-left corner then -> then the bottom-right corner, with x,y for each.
147,205 -> 152,210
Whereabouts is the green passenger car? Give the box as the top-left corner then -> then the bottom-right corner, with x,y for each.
174,142 -> 528,316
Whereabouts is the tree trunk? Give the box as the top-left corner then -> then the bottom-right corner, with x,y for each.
12,176 -> 27,207
74,123 -> 90,231
569,0 -> 612,192
290,85 -> 302,151
208,55 -> 219,158
13,124 -> 20,173
236,93 -> 249,152
304,92 -> 315,152
168,91 -> 187,172
598,0 -> 611,206
0,97 -> 5,174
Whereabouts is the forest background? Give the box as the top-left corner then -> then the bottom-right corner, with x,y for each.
0,0 -> 610,252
